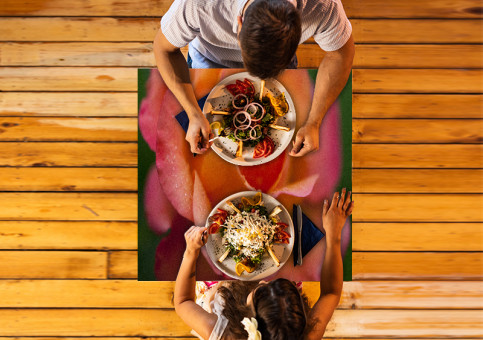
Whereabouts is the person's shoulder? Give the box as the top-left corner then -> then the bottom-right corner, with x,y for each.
303,0 -> 344,10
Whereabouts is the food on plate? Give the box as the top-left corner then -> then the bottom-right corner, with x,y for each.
212,78 -> 290,159
207,192 -> 291,276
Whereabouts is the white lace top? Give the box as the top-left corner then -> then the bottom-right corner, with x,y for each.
192,282 -> 229,340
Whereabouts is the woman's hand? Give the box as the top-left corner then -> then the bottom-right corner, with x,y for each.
184,225 -> 208,257
186,113 -> 213,154
322,188 -> 353,243
289,122 -> 319,157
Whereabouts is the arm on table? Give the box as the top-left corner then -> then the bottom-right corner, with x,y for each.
153,29 -> 213,154
174,226 -> 217,339
305,189 -> 353,340
290,35 -> 354,157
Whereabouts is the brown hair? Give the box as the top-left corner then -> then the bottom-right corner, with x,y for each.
253,279 -> 309,339
217,281 -> 258,339
239,0 -> 301,79
218,279 -> 310,340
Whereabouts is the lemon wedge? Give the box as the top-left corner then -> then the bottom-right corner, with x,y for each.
210,121 -> 222,134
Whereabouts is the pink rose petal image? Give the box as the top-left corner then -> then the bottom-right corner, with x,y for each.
139,68 -> 350,281
144,164 -> 177,234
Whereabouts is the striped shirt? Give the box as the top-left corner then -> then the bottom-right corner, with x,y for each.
161,0 -> 352,68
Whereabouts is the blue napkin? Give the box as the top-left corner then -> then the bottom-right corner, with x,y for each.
175,95 -> 209,133
293,204 -> 325,266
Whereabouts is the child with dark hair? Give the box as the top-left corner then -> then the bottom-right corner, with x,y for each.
174,189 -> 353,339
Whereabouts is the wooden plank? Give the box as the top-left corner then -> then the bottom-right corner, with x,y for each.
344,0 -> 483,18
1,280 -> 481,309
0,309 -> 189,337
0,17 -> 159,42
0,251 -> 107,279
353,94 -> 483,118
353,252 -> 483,280
0,0 -> 173,16
0,142 -> 137,167
0,117 -> 137,142
353,223 -> 483,251
339,281 -> 483,309
0,338 -> 197,340
0,338 -> 196,340
2,43 -> 481,69
352,194 -> 483,222
0,0 -> 481,18
2,17 -> 482,45
353,119 -> 483,144
353,69 -> 483,93
298,44 -> 483,68
0,193 -> 136,221
353,144 -> 483,168
355,45 -> 483,69
0,280 -> 173,308
0,18 -> 480,44
353,169 -> 483,193
2,18 -> 481,43
0,168 -> 137,191
0,67 -> 136,91
0,221 -> 137,250
0,309 -> 480,337
0,92 -> 137,117
109,251 -> 137,279
352,19 -> 483,43
0,43 -> 155,67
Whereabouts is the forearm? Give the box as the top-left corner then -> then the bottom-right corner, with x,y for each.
306,38 -> 354,128
174,249 -> 199,306
320,235 -> 343,297
153,30 -> 202,119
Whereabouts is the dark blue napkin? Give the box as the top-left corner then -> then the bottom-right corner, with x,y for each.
293,204 -> 325,266
175,95 -> 209,133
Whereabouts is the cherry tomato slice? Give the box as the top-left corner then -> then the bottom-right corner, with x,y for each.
275,238 -> 290,244
276,230 -> 291,239
243,78 -> 255,96
217,208 -> 228,218
253,138 -> 268,158
208,223 -> 221,234
225,84 -> 239,96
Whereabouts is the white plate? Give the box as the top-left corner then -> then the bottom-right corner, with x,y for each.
202,72 -> 296,166
205,191 -> 294,281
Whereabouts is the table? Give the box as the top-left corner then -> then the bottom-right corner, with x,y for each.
138,68 -> 352,281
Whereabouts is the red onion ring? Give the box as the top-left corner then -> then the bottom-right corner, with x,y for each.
232,94 -> 248,109
233,128 -> 251,141
249,125 -> 262,140
244,102 -> 265,122
233,111 -> 252,129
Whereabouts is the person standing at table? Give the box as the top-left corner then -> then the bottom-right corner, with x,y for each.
154,0 -> 354,156
174,189 -> 353,339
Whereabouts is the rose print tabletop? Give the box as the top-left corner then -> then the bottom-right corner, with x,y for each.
138,68 -> 352,281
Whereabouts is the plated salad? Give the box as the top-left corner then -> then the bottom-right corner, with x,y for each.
207,192 -> 291,276
210,78 -> 290,159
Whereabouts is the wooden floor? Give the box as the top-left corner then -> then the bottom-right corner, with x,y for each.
0,0 -> 482,338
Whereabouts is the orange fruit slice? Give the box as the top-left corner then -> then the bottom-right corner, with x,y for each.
235,262 -> 246,276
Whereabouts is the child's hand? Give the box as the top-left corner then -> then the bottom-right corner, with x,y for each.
322,188 -> 353,243
184,225 -> 208,256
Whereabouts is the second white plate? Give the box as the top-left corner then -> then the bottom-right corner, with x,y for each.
205,191 -> 294,281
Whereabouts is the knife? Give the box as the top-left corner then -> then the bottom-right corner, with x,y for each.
296,204 -> 303,266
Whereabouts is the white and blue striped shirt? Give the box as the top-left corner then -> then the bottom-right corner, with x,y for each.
161,0 -> 352,68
